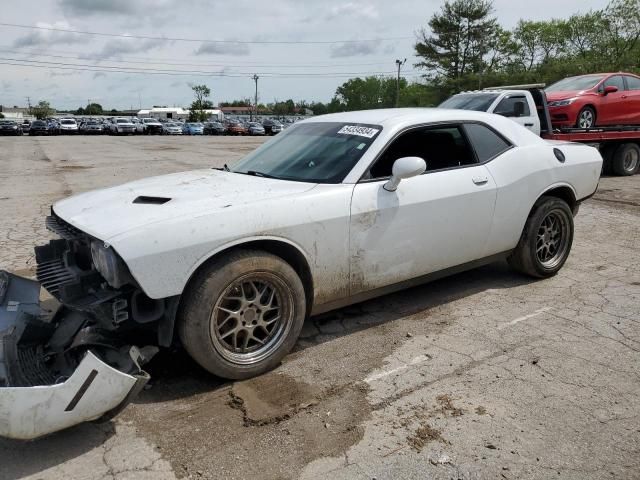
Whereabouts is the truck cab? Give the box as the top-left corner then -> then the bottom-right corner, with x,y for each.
439,88 -> 542,136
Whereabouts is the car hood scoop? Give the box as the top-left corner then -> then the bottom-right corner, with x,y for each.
133,196 -> 171,205
52,169 -> 316,241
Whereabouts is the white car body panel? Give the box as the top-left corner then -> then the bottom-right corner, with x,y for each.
52,108 -> 601,309
0,352 -> 141,440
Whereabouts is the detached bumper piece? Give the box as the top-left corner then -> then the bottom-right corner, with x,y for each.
0,271 -> 150,440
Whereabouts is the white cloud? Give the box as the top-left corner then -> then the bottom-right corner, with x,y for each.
194,42 -> 250,56
326,2 -> 379,21
12,21 -> 86,47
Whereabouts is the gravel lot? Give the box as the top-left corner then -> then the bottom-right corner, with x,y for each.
0,136 -> 638,480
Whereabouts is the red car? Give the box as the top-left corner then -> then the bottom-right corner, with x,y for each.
546,72 -> 640,129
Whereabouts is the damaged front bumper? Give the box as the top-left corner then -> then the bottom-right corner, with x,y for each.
0,271 -> 150,440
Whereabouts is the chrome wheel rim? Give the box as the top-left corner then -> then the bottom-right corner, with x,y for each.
210,273 -> 292,365
578,110 -> 594,128
623,149 -> 639,173
536,210 -> 571,269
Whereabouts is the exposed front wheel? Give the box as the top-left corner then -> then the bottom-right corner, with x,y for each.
508,196 -> 574,278
576,106 -> 596,129
178,250 -> 306,379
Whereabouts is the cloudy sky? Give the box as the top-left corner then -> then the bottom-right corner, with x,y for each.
0,0 -> 610,110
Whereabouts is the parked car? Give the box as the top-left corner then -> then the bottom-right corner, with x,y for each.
110,118 -> 136,135
0,120 -> 22,135
59,118 -> 79,134
246,122 -> 266,136
80,120 -> 104,135
226,121 -> 247,135
28,120 -> 50,135
546,72 -> 640,129
262,119 -> 283,135
204,121 -> 226,135
0,108 -> 602,440
20,120 -> 31,134
48,119 -> 61,135
162,122 -> 183,135
137,118 -> 163,135
182,122 -> 204,135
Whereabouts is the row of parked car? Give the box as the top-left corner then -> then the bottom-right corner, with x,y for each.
1,117 -> 288,136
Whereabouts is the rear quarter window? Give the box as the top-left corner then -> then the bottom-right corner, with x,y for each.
463,123 -> 512,162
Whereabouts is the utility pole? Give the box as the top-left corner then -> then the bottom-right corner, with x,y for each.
26,96 -> 31,115
395,58 -> 406,108
252,74 -> 259,121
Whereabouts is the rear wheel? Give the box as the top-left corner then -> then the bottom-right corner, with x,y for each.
611,143 -> 640,176
508,196 -> 574,278
178,250 -> 306,379
576,106 -> 596,129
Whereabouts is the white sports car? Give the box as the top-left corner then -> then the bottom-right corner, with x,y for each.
0,108 -> 602,439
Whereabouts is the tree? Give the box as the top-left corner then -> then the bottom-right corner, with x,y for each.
85,103 -> 103,115
415,0 -> 498,81
0,113 -> 4,119
189,84 -> 213,122
32,100 -> 54,119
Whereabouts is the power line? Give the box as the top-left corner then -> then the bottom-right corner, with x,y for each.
0,23 -> 412,45
0,59 -> 422,78
0,48 -> 401,69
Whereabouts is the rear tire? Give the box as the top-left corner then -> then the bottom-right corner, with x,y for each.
178,250 -> 306,379
508,196 -> 574,278
611,143 -> 640,176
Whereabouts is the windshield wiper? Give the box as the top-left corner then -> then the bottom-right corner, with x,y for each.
245,170 -> 281,179
213,164 -> 231,172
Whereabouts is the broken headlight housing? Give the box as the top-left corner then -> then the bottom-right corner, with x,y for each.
90,241 -> 133,289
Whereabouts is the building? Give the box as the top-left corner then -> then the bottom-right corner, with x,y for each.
136,107 -> 223,120
0,106 -> 30,120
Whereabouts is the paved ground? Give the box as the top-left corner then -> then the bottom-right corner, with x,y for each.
0,136 -> 638,480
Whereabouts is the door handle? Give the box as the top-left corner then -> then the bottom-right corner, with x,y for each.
524,123 -> 534,127
472,176 -> 489,185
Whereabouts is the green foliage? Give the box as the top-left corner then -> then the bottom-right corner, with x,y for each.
32,101 -> 54,120
0,113 -> 4,119
189,84 -> 213,122
412,0 -> 640,103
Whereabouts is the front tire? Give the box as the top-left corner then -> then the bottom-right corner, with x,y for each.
576,106 -> 596,129
178,250 -> 306,379
508,196 -> 574,278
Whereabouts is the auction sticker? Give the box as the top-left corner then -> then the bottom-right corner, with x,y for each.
337,125 -> 380,138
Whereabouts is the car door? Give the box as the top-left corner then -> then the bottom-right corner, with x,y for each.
349,124 -> 498,295
493,94 -> 539,135
623,75 -> 640,124
598,75 -> 628,125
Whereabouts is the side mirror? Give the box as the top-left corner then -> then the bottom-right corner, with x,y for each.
603,85 -> 618,95
513,101 -> 525,117
383,157 -> 427,192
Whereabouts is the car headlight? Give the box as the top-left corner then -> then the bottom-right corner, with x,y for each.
548,98 -> 576,107
90,241 -> 133,289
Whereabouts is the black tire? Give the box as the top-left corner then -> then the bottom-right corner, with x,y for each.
178,249 -> 306,379
611,143 -> 640,176
575,106 -> 596,129
508,196 -> 574,278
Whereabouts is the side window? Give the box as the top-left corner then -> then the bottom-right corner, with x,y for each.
625,75 -> 640,90
368,125 -> 477,178
494,96 -> 530,117
464,124 -> 511,162
603,75 -> 625,91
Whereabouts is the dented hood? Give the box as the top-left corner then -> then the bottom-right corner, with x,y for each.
53,169 -> 317,240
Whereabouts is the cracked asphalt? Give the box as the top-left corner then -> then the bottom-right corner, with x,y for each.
0,136 -> 638,480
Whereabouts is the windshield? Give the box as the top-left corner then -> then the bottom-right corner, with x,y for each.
60,120 -> 76,125
546,75 -> 605,92
116,119 -> 129,124
439,93 -> 499,111
231,122 -> 381,183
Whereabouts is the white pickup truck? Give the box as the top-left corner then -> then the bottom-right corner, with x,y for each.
439,88 -> 541,135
